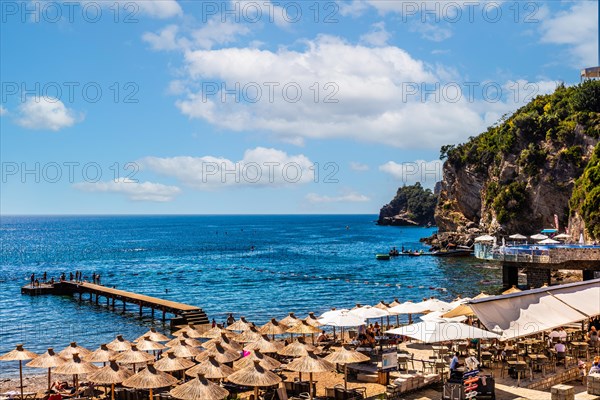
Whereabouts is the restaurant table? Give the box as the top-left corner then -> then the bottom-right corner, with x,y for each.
571,342 -> 589,359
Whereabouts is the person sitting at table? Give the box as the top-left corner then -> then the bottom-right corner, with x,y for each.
589,357 -> 600,375
555,341 -> 567,365
549,328 -> 561,344
374,321 -> 381,336
450,352 -> 460,371
317,331 -> 330,343
589,326 -> 599,348
558,327 -> 567,341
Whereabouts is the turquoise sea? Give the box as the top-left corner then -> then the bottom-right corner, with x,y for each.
0,215 -> 502,377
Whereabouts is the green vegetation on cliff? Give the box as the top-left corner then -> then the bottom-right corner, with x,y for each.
570,143 -> 600,240
436,79 -> 600,235
378,183 -> 437,226
441,80 -> 600,171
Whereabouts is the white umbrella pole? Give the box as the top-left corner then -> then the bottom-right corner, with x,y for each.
19,360 -> 24,400
309,372 -> 313,400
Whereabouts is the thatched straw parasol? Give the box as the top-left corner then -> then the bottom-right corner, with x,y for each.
259,318 -> 288,339
123,363 -> 178,400
115,345 -> 154,369
286,351 -> 334,400
226,317 -> 254,332
107,335 -> 132,352
154,352 -> 195,373
242,336 -> 283,354
389,299 -> 401,307
277,340 -> 321,358
227,360 -> 282,400
502,285 -> 522,295
173,324 -> 203,339
135,328 -> 170,343
166,333 -> 202,348
170,373 -> 229,400
202,333 -> 243,352
286,321 -> 321,345
198,326 -> 229,340
59,342 -> 91,358
168,341 -> 203,359
235,326 -> 262,343
286,321 -> 321,335
195,343 -> 240,364
1,344 -> 38,400
26,348 -> 64,390
85,344 -> 117,363
53,353 -> 98,391
280,312 -> 299,327
87,360 -> 132,400
304,312 -> 322,327
136,337 -> 166,352
324,347 -> 370,390
185,356 -> 234,380
233,351 -> 281,371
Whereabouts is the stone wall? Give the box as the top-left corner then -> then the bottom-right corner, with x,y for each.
526,366 -> 580,390
526,268 -> 552,288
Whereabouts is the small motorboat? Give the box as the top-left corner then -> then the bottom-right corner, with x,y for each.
376,254 -> 391,260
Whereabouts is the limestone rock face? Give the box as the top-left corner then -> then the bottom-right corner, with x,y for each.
431,82 -> 600,244
377,183 -> 437,227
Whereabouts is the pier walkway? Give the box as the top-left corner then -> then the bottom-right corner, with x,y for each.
21,281 -> 209,329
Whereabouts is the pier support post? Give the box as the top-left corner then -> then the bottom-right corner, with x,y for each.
106,296 -> 109,307
583,270 -> 595,281
78,292 -> 82,302
151,308 -> 154,319
162,308 -> 166,323
139,303 -> 142,317
502,264 -> 519,288
525,268 -> 552,289
123,301 -> 126,313
96,294 -> 99,305
112,297 -> 115,309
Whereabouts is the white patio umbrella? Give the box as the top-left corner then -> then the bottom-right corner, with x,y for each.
417,298 -> 453,313
509,234 -> 527,240
530,234 -> 548,240
349,306 -> 389,319
474,235 -> 495,242
388,301 -> 427,324
538,238 -> 560,244
419,311 -> 467,323
554,234 -> 571,240
385,321 -> 500,343
318,308 -> 349,320
318,311 -> 364,343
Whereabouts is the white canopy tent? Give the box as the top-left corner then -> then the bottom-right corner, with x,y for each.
385,321 -> 500,343
469,279 -> 600,340
530,234 -> 548,240
538,238 -> 560,244
509,234 -> 527,240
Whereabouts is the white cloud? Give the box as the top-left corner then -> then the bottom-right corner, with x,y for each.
349,162 -> 369,171
379,160 -> 443,186
133,0 -> 182,18
143,18 -> 250,52
74,178 -> 181,202
142,25 -> 189,51
360,22 -> 391,46
0,106 -> 7,116
540,2 -> 598,67
174,35 -> 511,148
141,147 -> 315,189
15,97 -> 81,131
410,21 -> 452,42
306,192 -> 370,204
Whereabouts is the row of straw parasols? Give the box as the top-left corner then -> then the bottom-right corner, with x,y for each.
0,317 -> 368,400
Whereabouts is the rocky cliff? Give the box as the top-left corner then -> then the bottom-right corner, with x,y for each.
378,183 -> 437,226
431,80 -> 600,245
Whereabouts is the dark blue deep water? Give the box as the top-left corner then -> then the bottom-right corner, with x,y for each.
0,215 -> 502,376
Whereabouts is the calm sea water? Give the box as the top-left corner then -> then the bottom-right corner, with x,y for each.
0,215 -> 501,377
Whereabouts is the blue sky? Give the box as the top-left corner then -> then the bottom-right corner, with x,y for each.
0,0 -> 598,214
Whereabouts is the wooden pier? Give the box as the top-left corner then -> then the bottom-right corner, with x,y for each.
21,281 -> 209,329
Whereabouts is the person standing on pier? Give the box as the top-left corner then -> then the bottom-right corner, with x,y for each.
92,273 -> 96,284
42,272 -> 47,282
96,274 -> 101,285
69,272 -> 73,281
30,273 -> 35,287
